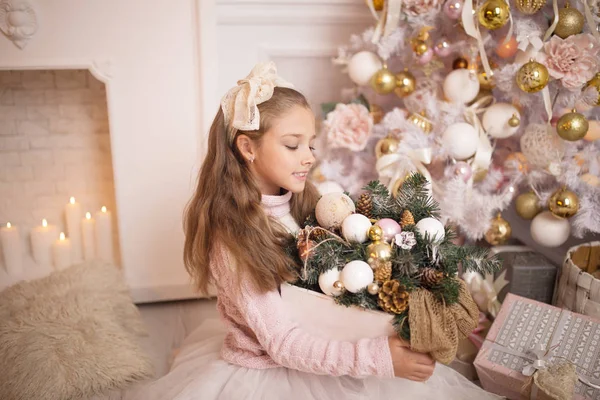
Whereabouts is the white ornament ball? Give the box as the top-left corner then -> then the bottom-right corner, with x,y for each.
316,181 -> 345,195
530,211 -> 571,248
347,51 -> 383,86
482,103 -> 521,139
315,192 -> 356,230
442,122 -> 479,160
340,260 -> 374,293
415,217 -> 446,242
318,269 -> 344,297
342,213 -> 372,244
443,69 -> 480,104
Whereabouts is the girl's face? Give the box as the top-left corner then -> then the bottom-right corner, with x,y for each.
249,105 -> 317,195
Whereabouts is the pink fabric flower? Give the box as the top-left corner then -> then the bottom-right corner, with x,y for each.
403,0 -> 443,16
324,103 -> 373,152
543,34 -> 600,90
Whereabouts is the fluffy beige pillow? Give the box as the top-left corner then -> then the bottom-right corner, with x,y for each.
0,262 -> 154,400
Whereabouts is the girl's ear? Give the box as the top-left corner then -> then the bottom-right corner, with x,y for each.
236,134 -> 257,163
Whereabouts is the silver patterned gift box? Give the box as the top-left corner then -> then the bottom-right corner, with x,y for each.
475,293 -> 600,399
494,250 -> 559,305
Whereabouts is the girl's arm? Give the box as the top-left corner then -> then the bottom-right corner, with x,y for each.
215,245 -> 395,378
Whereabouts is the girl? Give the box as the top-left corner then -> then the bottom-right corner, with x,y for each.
131,63 -> 502,399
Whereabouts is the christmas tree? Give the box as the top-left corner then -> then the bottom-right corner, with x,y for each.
313,0 -> 600,249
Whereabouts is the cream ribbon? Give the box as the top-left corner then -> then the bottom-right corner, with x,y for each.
375,148 -> 433,195
461,0 -> 493,77
543,0 -> 560,41
368,0 -> 403,44
220,62 -> 294,143
464,95 -> 495,173
462,270 -> 507,318
517,33 -> 544,53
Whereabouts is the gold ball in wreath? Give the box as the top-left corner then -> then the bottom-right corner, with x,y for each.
556,110 -> 589,141
371,66 -> 396,95
478,0 -> 510,30
515,192 -> 541,220
368,225 -> 384,242
548,187 -> 579,218
516,60 -> 549,93
554,3 -> 584,39
367,282 -> 380,295
366,241 -> 393,267
484,213 -> 512,245
394,70 -> 416,98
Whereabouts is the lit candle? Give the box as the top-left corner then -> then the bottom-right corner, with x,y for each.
65,196 -> 83,263
31,219 -> 57,266
95,206 -> 114,263
1,222 -> 23,276
52,232 -> 72,270
82,212 -> 95,261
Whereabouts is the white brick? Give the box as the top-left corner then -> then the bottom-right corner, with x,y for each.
0,121 -> 17,136
64,135 -> 94,149
59,104 -> 95,119
0,182 -> 19,197
0,105 -> 27,119
0,152 -> 20,166
54,149 -> 88,164
35,195 -> 67,210
29,137 -> 53,149
50,118 -> 95,135
45,89 -> 96,105
55,180 -> 87,196
20,150 -> 53,166
0,89 -> 14,105
13,90 -> 46,106
21,71 -> 55,90
17,120 -> 50,136
54,70 -> 88,89
0,137 -> 29,151
34,165 -> 64,180
27,105 -> 60,120
23,181 -> 55,197
4,166 -> 34,182
0,71 -> 23,88
64,166 -> 88,180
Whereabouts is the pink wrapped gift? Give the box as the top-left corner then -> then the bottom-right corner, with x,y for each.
474,293 -> 600,399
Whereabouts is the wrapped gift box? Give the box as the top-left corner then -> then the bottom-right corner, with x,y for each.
474,293 -> 600,399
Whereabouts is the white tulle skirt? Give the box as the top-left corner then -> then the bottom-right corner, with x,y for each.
128,319 -> 503,400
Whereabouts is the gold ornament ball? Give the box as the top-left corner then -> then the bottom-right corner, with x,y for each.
515,0 -> 546,14
508,113 -> 521,127
391,173 -> 413,198
368,0 -> 385,11
557,110 -> 589,141
371,67 -> 396,95
333,280 -> 345,291
366,241 -> 393,266
478,0 -> 510,30
504,151 -> 530,173
413,40 -> 429,56
548,188 -> 579,218
408,111 -> 433,134
452,57 -> 469,70
375,136 -> 400,158
370,104 -> 384,124
515,192 -> 541,220
478,71 -> 495,90
394,70 -> 416,98
368,225 -> 384,241
585,73 -> 600,106
555,4 -> 584,39
516,60 -> 550,93
367,282 -> 380,295
484,214 -> 512,245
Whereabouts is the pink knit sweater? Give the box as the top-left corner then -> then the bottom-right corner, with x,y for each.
210,191 -> 395,378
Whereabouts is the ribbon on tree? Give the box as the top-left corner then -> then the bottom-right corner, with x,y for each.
464,95 -> 495,174
376,148 -> 433,196
367,0 -> 403,44
543,0 -> 560,41
461,0 -> 493,77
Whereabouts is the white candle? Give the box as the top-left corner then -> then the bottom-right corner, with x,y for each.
52,232 -> 72,270
1,222 -> 23,276
65,196 -> 83,263
82,212 -> 95,261
95,206 -> 114,263
31,219 -> 57,266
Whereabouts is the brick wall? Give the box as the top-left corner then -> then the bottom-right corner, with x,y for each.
0,70 -> 119,271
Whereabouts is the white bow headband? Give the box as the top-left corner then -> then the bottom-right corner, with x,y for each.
220,62 -> 294,145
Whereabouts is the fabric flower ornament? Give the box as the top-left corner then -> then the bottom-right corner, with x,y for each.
403,0 -> 443,15
395,232 -> 417,250
543,34 -> 600,91
324,103 -> 373,152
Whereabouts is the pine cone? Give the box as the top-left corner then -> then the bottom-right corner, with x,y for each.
374,260 -> 392,283
421,268 -> 444,287
356,193 -> 373,218
297,228 -> 309,245
310,226 -> 329,242
297,240 -> 315,262
400,210 -> 415,228
378,280 -> 409,314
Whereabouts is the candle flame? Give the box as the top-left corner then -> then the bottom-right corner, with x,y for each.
42,219 -> 48,227
70,197 -> 75,204
101,206 -> 107,213
59,232 -> 66,241
85,212 -> 91,219
6,222 -> 11,228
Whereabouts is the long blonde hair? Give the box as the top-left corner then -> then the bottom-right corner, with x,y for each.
184,87 -> 320,294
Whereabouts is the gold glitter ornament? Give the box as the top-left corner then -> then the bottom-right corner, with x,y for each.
478,70 -> 495,90
371,66 -> 396,95
584,73 -> 600,106
408,111 -> 433,133
375,136 -> 400,158
484,213 -> 512,245
548,188 -> 579,218
514,0 -> 546,14
556,110 -> 589,141
516,60 -> 549,93
554,2 -> 584,39
515,192 -> 541,220
478,0 -> 511,30
394,70 -> 417,98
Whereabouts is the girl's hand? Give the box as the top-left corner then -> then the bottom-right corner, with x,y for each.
388,336 -> 435,382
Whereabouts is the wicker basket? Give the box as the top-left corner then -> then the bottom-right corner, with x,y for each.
554,241 -> 600,319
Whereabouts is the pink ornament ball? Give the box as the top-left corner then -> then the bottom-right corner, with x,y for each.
443,0 -> 463,19
418,49 -> 434,65
375,218 -> 402,242
434,38 -> 453,58
448,161 -> 473,182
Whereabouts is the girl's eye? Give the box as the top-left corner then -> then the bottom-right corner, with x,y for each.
310,147 -> 316,151
285,145 -> 298,150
